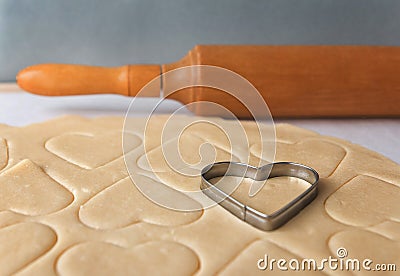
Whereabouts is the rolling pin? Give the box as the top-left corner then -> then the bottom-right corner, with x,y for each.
17,45 -> 400,118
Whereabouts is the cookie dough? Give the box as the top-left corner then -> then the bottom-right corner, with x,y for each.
0,115 -> 399,275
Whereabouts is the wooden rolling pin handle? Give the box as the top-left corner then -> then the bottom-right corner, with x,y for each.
16,64 -> 161,97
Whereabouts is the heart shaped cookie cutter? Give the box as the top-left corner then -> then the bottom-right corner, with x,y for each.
201,162 -> 319,231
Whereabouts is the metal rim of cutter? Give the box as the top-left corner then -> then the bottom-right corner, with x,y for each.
200,161 -> 319,231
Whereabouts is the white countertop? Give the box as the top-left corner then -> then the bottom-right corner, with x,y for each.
0,89 -> 399,164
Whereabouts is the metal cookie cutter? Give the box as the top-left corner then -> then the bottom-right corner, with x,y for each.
200,162 -> 319,231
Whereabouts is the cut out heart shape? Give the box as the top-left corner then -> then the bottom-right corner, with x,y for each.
201,162 -> 319,231
57,241 -> 199,275
46,132 -> 141,169
325,175 -> 400,227
0,222 -> 57,275
0,159 -> 73,216
221,240 -> 309,275
79,177 -> 202,230
0,138 -> 7,171
137,132 -> 240,173
328,230 -> 400,266
251,139 -> 346,178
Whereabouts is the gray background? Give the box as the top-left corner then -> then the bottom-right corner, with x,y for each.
1,0 -> 400,81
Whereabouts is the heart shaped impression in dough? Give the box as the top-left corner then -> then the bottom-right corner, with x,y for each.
57,241 -> 199,275
0,159 -> 73,216
46,132 -> 141,169
0,138 -> 8,171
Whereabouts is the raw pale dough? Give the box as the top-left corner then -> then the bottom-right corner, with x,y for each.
209,176 -> 312,215
0,115 -> 399,276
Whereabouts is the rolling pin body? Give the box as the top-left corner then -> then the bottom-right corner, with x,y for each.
17,45 -> 400,118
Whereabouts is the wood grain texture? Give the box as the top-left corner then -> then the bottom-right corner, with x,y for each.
16,45 -> 400,118
166,45 -> 400,118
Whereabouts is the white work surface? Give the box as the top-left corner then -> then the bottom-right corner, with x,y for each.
0,91 -> 399,164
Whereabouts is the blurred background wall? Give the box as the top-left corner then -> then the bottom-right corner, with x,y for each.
1,0 -> 400,81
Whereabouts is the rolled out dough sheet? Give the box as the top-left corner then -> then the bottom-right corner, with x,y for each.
0,115 -> 399,275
